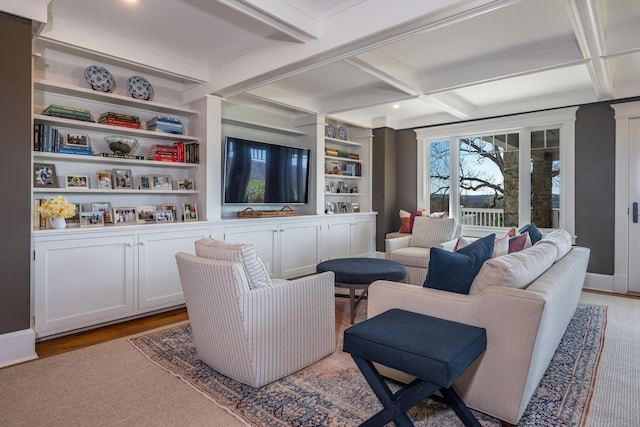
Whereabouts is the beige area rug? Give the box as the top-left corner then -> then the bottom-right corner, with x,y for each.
129,298 -> 606,426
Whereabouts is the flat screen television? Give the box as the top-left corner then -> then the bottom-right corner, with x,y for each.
223,136 -> 310,204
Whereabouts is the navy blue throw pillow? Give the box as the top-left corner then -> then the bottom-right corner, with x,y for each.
519,223 -> 543,244
423,234 -> 495,294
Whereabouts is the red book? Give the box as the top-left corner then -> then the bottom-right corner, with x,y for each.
102,119 -> 141,129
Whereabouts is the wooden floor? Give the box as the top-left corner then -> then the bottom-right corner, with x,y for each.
35,308 -> 189,359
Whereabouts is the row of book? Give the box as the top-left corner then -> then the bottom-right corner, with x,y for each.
147,142 -> 199,164
33,124 -> 94,155
98,112 -> 141,129
325,148 -> 359,160
42,104 -> 93,122
146,116 -> 184,134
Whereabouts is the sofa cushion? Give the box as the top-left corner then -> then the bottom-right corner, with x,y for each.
519,223 -> 543,244
493,233 -> 510,257
469,243 -> 558,295
195,238 -> 271,289
508,232 -> 532,253
410,217 -> 459,248
388,246 -> 431,268
423,234 -> 495,294
537,229 -> 573,262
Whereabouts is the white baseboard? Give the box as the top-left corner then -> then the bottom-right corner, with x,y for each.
0,328 -> 38,368
582,272 -> 622,294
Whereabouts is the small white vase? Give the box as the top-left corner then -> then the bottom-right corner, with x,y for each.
50,217 -> 67,229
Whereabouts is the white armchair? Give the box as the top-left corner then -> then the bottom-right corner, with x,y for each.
385,216 -> 462,285
175,246 -> 336,388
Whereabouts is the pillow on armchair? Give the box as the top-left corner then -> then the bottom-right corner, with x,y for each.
410,217 -> 459,248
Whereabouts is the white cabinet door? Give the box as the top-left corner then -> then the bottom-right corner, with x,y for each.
225,223 -> 279,277
34,234 -> 135,338
279,221 -> 321,278
326,220 -> 352,259
351,217 -> 375,258
138,227 -> 209,310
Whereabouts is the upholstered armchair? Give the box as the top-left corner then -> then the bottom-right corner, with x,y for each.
175,239 -> 336,388
385,216 -> 462,285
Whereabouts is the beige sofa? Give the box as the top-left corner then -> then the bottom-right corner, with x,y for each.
385,216 -> 462,285
369,230 -> 589,425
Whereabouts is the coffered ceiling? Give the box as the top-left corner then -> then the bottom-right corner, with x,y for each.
34,0 -> 640,129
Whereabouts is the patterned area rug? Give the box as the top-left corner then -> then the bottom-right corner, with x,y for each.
130,300 -> 606,426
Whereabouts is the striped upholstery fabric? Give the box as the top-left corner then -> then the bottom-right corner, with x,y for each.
175,252 -> 336,388
410,217 -> 459,248
195,238 -> 271,289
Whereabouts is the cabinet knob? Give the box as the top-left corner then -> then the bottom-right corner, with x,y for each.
126,243 -> 134,247
139,241 -> 146,246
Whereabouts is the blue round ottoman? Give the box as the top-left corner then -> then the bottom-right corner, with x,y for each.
316,258 -> 406,323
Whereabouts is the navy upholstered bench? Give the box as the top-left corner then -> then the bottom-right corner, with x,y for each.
316,258 -> 406,324
343,309 -> 487,427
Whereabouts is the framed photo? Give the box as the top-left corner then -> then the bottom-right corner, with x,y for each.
67,203 -> 81,225
182,202 -> 198,221
80,211 -> 104,227
33,163 -> 58,188
178,178 -> 194,190
324,183 -> 333,193
65,133 -> 90,147
155,210 -> 174,222
91,202 -> 113,223
351,202 -> 360,213
138,175 -> 151,190
65,175 -> 89,189
150,174 -> 173,190
162,203 -> 177,220
97,172 -> 113,189
112,169 -> 133,189
338,181 -> 348,193
337,202 -> 348,213
325,201 -> 335,214
113,207 -> 137,225
136,205 -> 156,223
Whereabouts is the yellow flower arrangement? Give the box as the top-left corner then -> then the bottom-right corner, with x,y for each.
38,196 -> 76,219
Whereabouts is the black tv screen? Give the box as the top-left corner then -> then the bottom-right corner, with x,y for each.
223,137 -> 310,204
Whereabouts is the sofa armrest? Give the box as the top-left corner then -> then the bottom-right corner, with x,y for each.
385,235 -> 412,257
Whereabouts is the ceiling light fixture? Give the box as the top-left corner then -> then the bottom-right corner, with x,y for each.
392,104 -> 400,109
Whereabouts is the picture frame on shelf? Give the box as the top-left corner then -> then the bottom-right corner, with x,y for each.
91,202 -> 113,223
178,178 -> 194,190
337,202 -> 348,213
350,183 -> 359,193
136,205 -> 156,223
150,174 -> 173,190
113,207 -> 137,225
182,202 -> 198,221
351,202 -> 360,213
325,202 -> 336,214
325,183 -> 333,193
112,169 -> 133,189
65,175 -> 89,189
337,181 -> 348,193
138,175 -> 151,190
34,163 -> 58,188
80,211 -> 104,227
65,133 -> 90,148
67,203 -> 81,225
97,172 -> 113,189
155,210 -> 174,222
162,203 -> 177,220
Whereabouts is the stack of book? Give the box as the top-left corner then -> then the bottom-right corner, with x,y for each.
146,116 -> 184,134
33,125 -> 93,156
99,112 -> 141,129
42,104 -> 93,122
175,141 -> 200,164
148,144 -> 179,162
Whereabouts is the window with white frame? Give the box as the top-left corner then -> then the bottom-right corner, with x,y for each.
416,107 -> 577,236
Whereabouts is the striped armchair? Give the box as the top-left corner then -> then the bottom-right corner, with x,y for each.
175,250 -> 336,388
385,217 -> 462,285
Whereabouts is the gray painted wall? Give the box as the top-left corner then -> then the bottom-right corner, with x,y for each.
0,12 -> 32,334
372,128 -> 397,251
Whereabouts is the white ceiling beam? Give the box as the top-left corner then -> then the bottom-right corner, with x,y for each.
421,92 -> 475,119
217,0 -> 319,42
566,0 -> 614,99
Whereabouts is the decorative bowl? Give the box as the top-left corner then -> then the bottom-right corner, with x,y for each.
326,123 -> 336,138
104,136 -> 138,154
338,126 -> 348,140
84,65 -> 114,92
127,75 -> 153,100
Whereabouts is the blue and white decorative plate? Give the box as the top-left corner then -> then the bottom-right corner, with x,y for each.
127,75 -> 153,100
338,126 -> 348,141
326,123 -> 336,138
84,65 -> 114,92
